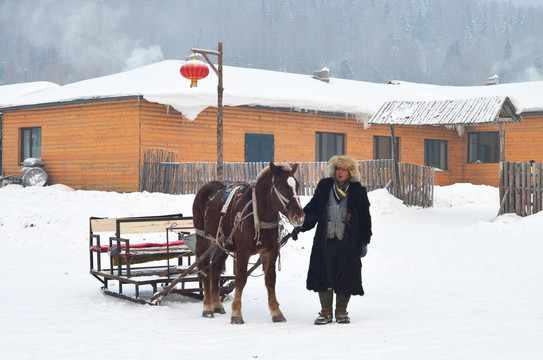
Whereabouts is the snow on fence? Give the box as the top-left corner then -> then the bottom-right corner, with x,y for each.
140,149 -> 434,207
499,161 -> 542,216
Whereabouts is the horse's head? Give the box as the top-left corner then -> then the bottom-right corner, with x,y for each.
266,162 -> 305,227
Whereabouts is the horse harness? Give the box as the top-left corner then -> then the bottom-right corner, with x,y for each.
195,178 -> 297,248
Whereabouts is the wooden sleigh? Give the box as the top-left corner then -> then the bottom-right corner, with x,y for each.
89,213 -> 235,305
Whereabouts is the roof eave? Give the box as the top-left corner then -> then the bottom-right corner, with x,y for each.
0,95 -> 142,111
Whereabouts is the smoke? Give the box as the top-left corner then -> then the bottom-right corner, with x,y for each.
0,0 -> 166,81
123,45 -> 164,71
521,67 -> 543,82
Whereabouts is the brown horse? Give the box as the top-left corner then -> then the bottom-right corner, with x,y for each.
192,162 -> 305,324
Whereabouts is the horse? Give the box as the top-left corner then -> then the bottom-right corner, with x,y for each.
192,162 -> 305,324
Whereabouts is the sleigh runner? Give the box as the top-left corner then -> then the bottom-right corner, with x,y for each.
89,213 -> 235,305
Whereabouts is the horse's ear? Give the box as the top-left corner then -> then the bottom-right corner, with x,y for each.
290,163 -> 299,175
269,162 -> 278,175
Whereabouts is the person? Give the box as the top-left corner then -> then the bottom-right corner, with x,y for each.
292,155 -> 372,325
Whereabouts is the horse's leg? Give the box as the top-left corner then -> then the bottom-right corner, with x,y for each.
196,237 -> 214,318
261,250 -> 286,322
231,252 -> 250,324
210,250 -> 228,314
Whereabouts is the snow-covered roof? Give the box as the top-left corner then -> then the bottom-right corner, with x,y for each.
1,60 -> 543,120
0,81 -> 59,104
369,96 -> 523,126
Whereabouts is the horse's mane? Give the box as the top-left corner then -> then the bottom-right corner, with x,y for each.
256,163 -> 293,182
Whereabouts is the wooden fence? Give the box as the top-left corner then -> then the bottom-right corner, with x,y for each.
499,161 -> 542,216
140,149 -> 434,207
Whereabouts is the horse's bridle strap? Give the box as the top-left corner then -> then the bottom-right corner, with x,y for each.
271,176 -> 300,212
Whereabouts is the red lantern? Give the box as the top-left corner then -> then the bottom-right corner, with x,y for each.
180,59 -> 210,88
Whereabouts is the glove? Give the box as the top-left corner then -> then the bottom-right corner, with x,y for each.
360,244 -> 368,258
291,227 -> 302,241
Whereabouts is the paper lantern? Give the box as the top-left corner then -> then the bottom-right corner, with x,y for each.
180,59 -> 210,88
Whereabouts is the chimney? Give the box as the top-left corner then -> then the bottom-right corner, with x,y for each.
313,67 -> 330,83
486,74 -> 499,85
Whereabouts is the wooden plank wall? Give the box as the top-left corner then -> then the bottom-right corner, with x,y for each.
139,102 -> 461,186
3,99 -> 542,192
501,116 -> 543,162
2,99 -> 141,191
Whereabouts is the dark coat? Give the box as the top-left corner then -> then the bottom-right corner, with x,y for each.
300,177 -> 372,296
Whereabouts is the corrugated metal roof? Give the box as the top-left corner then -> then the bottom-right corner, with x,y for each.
369,96 -> 523,126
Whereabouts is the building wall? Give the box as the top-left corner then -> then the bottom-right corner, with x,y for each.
140,103 -> 543,188
139,102 -> 467,186
3,99 -> 541,192
502,115 -> 543,162
456,118 -> 543,187
2,99 -> 141,191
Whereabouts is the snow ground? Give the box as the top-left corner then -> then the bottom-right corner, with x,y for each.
0,183 -> 542,359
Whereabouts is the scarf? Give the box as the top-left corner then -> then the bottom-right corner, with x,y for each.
333,180 -> 349,203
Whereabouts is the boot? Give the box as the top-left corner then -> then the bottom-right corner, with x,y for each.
314,308 -> 333,325
335,307 -> 350,324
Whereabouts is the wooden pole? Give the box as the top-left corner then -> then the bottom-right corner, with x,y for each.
150,242 -> 220,304
498,121 -> 505,215
390,124 -> 402,200
191,42 -> 224,180
499,122 -> 505,162
217,42 -> 224,180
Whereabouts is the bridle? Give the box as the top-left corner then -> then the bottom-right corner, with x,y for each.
270,176 -> 302,214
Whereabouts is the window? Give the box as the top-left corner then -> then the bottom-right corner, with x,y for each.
245,133 -> 274,162
20,127 -> 42,162
373,136 -> 400,160
468,132 -> 499,163
315,132 -> 345,162
424,139 -> 448,170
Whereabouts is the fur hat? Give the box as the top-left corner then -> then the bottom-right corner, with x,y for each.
327,155 -> 361,183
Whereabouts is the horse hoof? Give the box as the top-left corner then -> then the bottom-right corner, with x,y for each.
214,307 -> 226,314
272,315 -> 287,323
231,316 -> 245,324
202,310 -> 214,318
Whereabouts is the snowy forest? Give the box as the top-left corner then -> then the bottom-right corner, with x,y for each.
1,0 -> 543,86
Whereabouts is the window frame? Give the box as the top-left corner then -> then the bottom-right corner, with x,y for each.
244,133 -> 274,162
373,135 -> 400,160
315,131 -> 345,162
424,139 -> 448,170
467,131 -> 499,164
20,127 -> 42,163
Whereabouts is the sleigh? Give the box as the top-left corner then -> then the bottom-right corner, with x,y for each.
89,213 -> 235,305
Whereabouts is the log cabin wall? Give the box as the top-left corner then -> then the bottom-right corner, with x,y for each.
502,115 -> 543,162
2,99 -> 141,191
139,102 -> 466,186
457,117 -> 543,187
3,98 -> 541,192
371,124 -> 467,186
140,102 -> 373,162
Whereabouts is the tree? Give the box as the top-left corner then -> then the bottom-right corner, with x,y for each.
338,58 -> 354,79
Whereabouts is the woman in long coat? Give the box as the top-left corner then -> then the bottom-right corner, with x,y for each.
293,155 -> 372,324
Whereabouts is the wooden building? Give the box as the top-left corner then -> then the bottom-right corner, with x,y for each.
368,96 -> 526,186
0,61 -> 542,192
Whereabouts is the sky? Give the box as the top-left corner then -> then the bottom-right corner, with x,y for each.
0,182 -> 541,359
